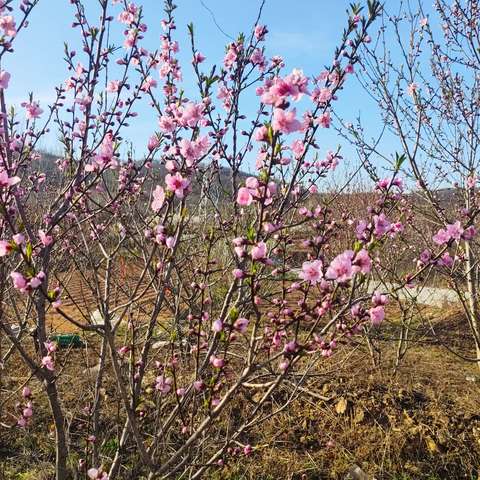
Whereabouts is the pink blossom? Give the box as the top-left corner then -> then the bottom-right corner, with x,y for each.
250,48 -> 266,71
319,150 -> 340,170
433,221 -> 464,245
312,87 -> 332,104
255,125 -> 269,142
10,272 -> 27,292
23,404 -> 33,419
17,417 -> 27,427
419,249 -> 432,265
281,69 -> 309,100
373,213 -> 391,237
151,186 -> 165,212
371,290 -> 388,306
159,115 -> 175,133
432,228 -> 449,245
353,249 -> 371,274
232,268 -> 245,279
38,230 -> 53,247
369,306 -> 385,326
377,177 -> 404,191
23,102 -> 43,120
234,317 -> 249,333
235,246 -> 246,258
291,139 -> 305,158
272,108 -> 302,134
118,9 -> 135,25
407,82 -> 419,96
75,62 -> 85,78
263,222 -> 278,233
165,236 -> 176,249
41,355 -> 55,371
44,340 -> 57,353
193,380 -> 204,391
176,387 -> 186,397
0,169 -> 20,188
0,15 -> 16,36
254,25 -> 268,41
0,70 -> 10,89
236,187 -> 253,206
155,375 -> 173,395
87,132 -> 117,171
106,80 -> 121,93
246,177 -> 259,189
0,240 -> 11,256
279,359 -> 289,371
251,241 -> 267,260
446,221 -> 463,240
22,386 -> 32,398
298,259 -> 323,284
165,173 -> 190,198
217,83 -> 233,110
223,46 -> 237,68
261,70 -> 308,105
462,225 -> 476,241
212,319 -> 223,332
210,355 -> 225,368
140,76 -> 157,91
147,135 -> 160,151
117,345 -> 130,356
87,468 -> 109,480
29,273 -> 44,289
123,31 -> 137,49
316,111 -> 331,128
438,251 -> 454,268
13,233 -> 25,245
193,52 -> 206,63
467,175 -> 477,189
74,95 -> 92,111
178,102 -> 204,128
326,251 -> 354,283
179,136 -> 210,167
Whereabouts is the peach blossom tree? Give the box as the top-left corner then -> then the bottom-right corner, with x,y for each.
0,1 -> 392,478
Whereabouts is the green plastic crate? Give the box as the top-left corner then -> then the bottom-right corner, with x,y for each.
49,334 -> 84,349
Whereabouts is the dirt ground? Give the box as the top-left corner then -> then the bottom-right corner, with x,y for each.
1,269 -> 479,479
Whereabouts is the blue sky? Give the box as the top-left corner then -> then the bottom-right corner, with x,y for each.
2,0 -> 421,178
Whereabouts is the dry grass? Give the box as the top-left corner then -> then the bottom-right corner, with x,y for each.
216,320 -> 480,480
1,277 -> 480,479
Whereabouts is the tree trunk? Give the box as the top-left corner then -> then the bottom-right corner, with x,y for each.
465,241 -> 480,372
46,378 -> 69,480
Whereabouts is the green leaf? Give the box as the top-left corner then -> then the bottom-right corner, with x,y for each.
25,242 -> 32,262
395,152 -> 406,170
258,169 -> 269,184
353,240 -> 363,253
228,306 -> 239,322
205,75 -> 219,89
246,224 -> 256,242
266,123 -> 274,145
